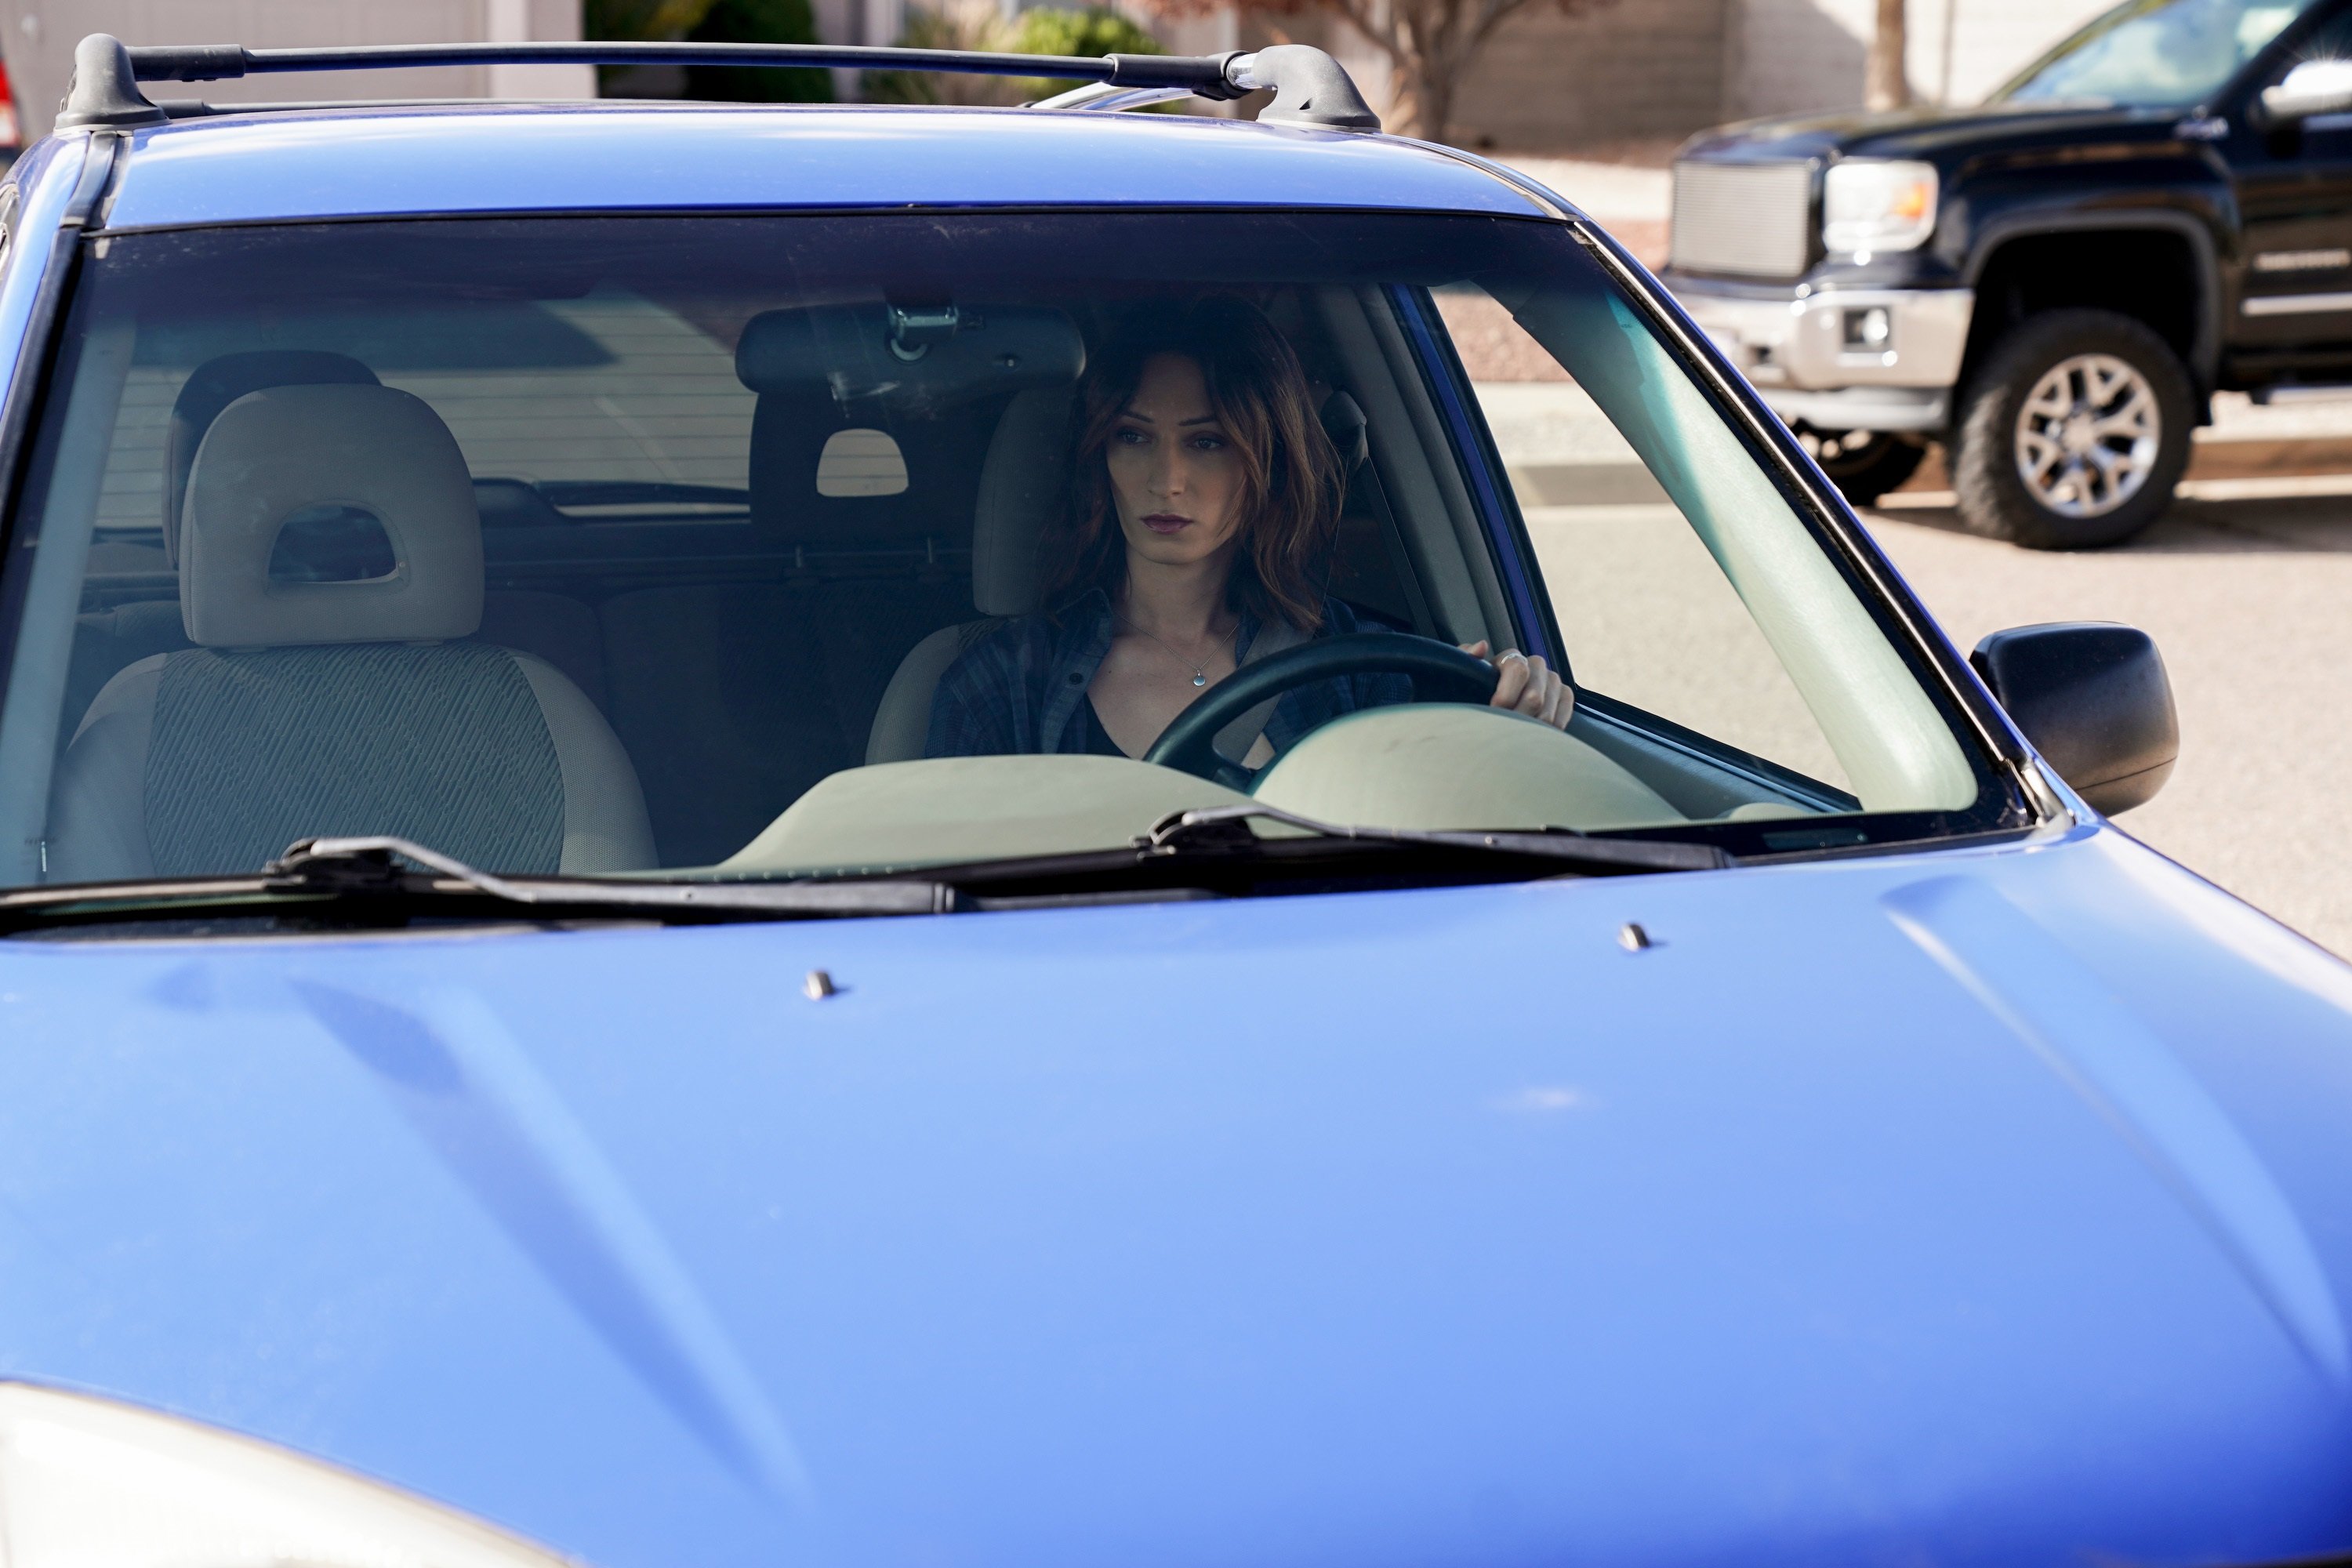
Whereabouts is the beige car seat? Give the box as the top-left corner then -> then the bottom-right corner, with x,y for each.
863,387 -> 1377,764
864,387 -> 1069,764
47,384 -> 654,881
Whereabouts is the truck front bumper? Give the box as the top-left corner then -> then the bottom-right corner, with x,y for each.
1670,281 -> 1974,434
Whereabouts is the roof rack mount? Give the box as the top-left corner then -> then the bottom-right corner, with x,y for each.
56,32 -> 1379,133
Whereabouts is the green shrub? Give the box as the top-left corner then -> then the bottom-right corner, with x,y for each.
1011,5 -> 1162,98
863,5 -> 1163,106
585,0 -> 717,39
860,7 -> 1007,105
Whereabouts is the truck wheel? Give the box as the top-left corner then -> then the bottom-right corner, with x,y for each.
1798,426 -> 1927,506
1951,309 -> 2193,549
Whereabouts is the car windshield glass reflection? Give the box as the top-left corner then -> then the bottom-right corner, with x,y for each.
0,212 -> 2002,899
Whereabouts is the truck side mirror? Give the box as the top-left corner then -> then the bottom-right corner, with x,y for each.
2259,58 -> 2352,125
1970,622 -> 2178,816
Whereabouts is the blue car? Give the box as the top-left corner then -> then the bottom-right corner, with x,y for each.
0,27 -> 2340,1568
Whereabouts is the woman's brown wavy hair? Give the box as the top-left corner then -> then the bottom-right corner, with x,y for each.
1047,297 -> 1344,632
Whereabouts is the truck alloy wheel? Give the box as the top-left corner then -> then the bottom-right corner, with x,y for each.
1951,309 -> 2193,550
2015,354 -> 2159,517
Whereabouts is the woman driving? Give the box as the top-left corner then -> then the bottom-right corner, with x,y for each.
925,296 -> 1571,771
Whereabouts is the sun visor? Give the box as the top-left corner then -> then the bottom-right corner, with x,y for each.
735,304 -> 1084,412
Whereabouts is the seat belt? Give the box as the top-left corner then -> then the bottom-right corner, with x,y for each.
1210,618 -> 1311,768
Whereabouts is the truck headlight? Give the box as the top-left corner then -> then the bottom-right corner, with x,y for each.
1823,159 -> 1938,256
0,1381 -> 574,1566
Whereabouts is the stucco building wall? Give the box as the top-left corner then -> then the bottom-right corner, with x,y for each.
0,0 -> 593,143
1447,0 -> 1730,150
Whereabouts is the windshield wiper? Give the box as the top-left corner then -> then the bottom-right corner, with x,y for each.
1,814 -> 1726,935
887,803 -> 1727,906
268,837 -> 961,914
1140,804 -> 1731,874
0,836 -> 956,934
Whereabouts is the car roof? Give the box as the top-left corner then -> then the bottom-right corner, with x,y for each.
94,103 -> 1562,231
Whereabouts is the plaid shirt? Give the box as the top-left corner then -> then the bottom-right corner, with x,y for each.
924,587 -> 1414,764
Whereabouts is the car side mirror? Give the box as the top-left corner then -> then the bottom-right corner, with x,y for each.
2259,58 -> 2352,125
1970,622 -> 2178,815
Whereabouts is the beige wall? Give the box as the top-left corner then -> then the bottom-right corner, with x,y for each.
1450,0 -> 1730,148
0,0 -> 592,143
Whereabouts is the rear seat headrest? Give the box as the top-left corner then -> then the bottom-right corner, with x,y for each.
1321,390 -> 1369,472
735,304 -> 1083,411
164,350 -> 379,568
739,305 -> 1083,552
181,385 -> 484,648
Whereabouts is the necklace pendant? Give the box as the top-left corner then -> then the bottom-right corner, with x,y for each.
1192,672 -> 1208,687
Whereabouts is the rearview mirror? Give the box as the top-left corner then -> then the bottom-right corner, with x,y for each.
1970,622 -> 2177,815
2260,58 -> 2352,125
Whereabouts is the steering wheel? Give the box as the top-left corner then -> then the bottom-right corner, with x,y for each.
1142,633 -> 1501,779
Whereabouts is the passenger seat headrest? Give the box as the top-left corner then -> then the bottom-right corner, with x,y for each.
971,386 -> 1071,618
180,385 -> 484,648
736,304 -> 1083,412
164,350 -> 379,568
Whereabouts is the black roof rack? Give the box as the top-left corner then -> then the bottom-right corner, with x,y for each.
55,32 -> 1379,134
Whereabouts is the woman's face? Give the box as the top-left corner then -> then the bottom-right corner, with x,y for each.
1105,352 -> 1248,572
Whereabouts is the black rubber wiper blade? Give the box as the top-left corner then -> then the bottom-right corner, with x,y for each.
0,836 -> 956,931
1141,804 -> 1731,874
280,837 -> 960,916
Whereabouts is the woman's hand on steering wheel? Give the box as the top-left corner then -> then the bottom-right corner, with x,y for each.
1461,641 -> 1573,728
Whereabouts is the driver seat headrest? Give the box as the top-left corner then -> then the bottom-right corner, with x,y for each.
164,350 -> 381,568
180,384 -> 484,648
963,386 -> 1368,620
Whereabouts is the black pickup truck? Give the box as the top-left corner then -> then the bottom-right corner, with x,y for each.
1664,0 -> 2352,546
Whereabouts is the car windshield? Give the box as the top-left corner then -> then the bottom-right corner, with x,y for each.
1994,0 -> 2322,106
0,209 -> 2003,894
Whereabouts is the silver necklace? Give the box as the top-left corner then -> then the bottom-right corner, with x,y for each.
1116,612 -> 1228,688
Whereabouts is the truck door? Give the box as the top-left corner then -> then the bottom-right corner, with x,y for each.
2230,8 -> 2352,375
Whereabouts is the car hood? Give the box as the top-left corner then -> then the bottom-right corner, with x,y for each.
1678,102 -> 2183,166
2,826 -> 2352,1567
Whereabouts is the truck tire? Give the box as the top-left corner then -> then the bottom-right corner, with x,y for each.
1951,309 -> 2194,549
1798,426 -> 1928,506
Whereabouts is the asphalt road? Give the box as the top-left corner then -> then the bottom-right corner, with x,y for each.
1864,485 -> 2352,959
1484,370 -> 2352,958
1524,486 -> 2352,958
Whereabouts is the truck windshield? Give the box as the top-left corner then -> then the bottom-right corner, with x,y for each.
0,209 -> 2000,896
1995,0 -> 2322,107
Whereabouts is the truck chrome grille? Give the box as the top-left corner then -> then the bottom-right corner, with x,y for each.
1671,161 -> 1814,280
